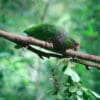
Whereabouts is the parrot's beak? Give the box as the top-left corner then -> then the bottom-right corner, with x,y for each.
74,43 -> 80,51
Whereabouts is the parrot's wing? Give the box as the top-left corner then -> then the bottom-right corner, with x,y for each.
24,24 -> 67,42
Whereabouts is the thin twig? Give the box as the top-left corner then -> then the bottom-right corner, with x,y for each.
41,0 -> 51,22
71,59 -> 100,69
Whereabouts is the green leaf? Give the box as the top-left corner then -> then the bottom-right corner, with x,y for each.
64,67 -> 80,82
69,85 -> 77,93
89,90 -> 100,99
76,90 -> 83,96
76,96 -> 83,100
82,87 -> 100,100
62,65 -> 67,72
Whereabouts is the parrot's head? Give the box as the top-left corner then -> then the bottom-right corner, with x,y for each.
74,42 -> 80,51
68,37 -> 80,51
63,36 -> 80,51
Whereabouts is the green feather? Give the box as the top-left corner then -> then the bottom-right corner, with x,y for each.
24,24 -> 65,41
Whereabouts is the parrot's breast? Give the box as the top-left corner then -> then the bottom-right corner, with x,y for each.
48,32 -> 68,52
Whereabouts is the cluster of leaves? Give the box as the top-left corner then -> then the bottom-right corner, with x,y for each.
46,60 -> 100,100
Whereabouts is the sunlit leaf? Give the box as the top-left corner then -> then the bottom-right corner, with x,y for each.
89,90 -> 100,99
76,90 -> 83,96
76,95 -> 83,100
64,66 -> 80,82
69,85 -> 77,93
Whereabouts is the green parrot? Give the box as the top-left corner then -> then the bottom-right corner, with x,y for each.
24,24 -> 79,53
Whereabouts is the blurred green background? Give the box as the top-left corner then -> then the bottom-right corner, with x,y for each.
0,0 -> 100,100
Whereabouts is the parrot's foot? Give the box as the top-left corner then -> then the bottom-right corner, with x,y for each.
45,41 -> 53,49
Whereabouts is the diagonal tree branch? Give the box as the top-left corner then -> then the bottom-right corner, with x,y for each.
0,29 -> 100,69
0,30 -> 53,49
